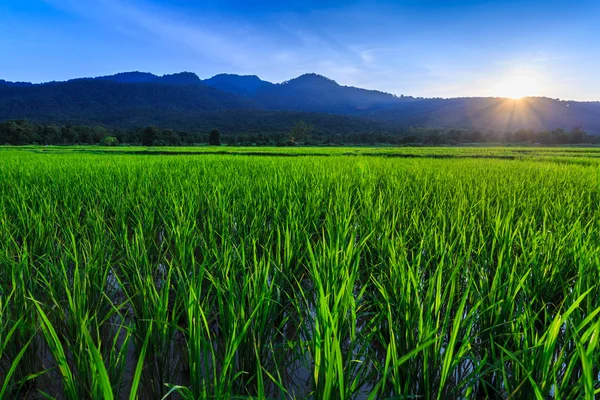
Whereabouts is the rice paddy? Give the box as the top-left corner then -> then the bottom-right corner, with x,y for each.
1,146 -> 599,399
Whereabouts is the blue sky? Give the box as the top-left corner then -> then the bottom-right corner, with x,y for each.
1,0 -> 598,100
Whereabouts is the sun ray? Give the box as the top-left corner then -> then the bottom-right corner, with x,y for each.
493,74 -> 542,99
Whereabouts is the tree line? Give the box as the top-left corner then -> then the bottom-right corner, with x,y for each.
1,119 -> 598,146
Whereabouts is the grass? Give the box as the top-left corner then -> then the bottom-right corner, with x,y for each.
0,146 -> 599,398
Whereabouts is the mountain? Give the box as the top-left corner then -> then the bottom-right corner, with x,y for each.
1,71 -> 600,134
0,79 -> 33,87
0,78 -> 256,127
157,72 -> 203,85
366,96 -> 600,133
203,74 -> 273,96
205,73 -> 402,114
84,71 -> 204,85
92,71 -> 159,84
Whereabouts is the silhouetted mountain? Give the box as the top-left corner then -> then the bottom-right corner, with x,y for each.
92,71 -> 159,84
204,73 -> 401,113
0,78 -> 256,127
1,71 -> 600,133
283,73 -> 340,88
91,71 -> 203,85
157,72 -> 203,85
204,74 -> 273,96
366,96 -> 600,133
257,73 -> 401,114
0,79 -> 33,87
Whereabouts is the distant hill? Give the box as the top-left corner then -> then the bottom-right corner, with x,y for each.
365,96 -> 600,133
0,78 -> 256,127
0,79 -> 33,87
203,74 -> 273,96
91,71 -> 159,84
203,73 -> 401,114
256,74 -> 402,114
1,71 -> 600,133
88,71 -> 204,85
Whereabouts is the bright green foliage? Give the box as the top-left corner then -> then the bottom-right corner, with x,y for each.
100,136 -> 118,146
0,146 -> 599,399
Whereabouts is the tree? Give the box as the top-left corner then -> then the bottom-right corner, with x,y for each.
550,128 -> 569,145
92,126 -> 110,143
514,129 -> 534,143
570,126 -> 587,144
164,129 -> 181,146
41,125 -> 60,144
61,125 -> 77,144
0,121 -> 24,145
76,127 -> 92,144
447,129 -> 463,143
141,126 -> 159,146
289,121 -> 313,144
209,128 -> 221,146
101,136 -> 118,146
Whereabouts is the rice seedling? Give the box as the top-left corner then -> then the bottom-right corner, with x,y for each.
0,147 -> 599,399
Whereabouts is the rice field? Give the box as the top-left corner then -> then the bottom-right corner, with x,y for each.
1,146 -> 599,399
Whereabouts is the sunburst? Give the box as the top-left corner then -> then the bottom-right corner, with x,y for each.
493,74 -> 541,99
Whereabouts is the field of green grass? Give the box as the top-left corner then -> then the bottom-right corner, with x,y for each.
1,146 -> 599,399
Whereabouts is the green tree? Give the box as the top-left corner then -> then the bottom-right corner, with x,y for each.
570,126 -> 587,143
61,125 -> 77,144
76,127 -> 92,144
100,136 -> 118,146
0,121 -> 23,145
41,125 -> 60,144
92,127 -> 110,144
209,128 -> 221,146
550,128 -> 569,145
289,121 -> 313,144
141,126 -> 160,146
164,129 -> 181,146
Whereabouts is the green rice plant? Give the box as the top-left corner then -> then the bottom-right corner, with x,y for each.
0,147 -> 599,399
0,290 -> 37,398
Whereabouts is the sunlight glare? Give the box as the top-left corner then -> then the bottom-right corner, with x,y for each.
493,74 -> 541,99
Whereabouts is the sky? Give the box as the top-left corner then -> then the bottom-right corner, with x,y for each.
1,0 -> 599,100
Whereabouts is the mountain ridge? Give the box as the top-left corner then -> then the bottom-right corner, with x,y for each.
3,71 -> 598,102
1,71 -> 600,133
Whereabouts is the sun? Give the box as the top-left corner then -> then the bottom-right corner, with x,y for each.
493,74 -> 541,99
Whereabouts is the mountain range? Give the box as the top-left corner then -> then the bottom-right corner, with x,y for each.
1,71 -> 599,134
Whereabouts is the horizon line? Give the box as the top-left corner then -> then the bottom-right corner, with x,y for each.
2,70 -> 598,103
